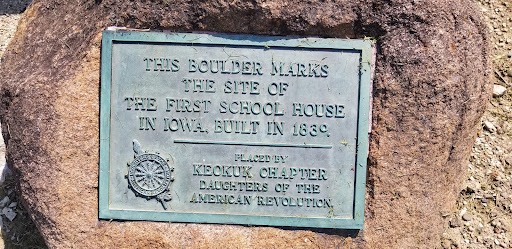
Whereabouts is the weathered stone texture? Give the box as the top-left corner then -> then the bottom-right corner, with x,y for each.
0,0 -> 489,248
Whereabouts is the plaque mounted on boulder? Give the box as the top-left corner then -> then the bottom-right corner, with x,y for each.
99,29 -> 372,229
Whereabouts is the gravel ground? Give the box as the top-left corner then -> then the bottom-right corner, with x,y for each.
0,0 -> 511,248
0,1 -> 30,58
440,0 -> 512,248
0,1 -> 46,248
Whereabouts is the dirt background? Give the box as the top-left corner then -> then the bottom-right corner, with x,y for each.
0,0 -> 508,248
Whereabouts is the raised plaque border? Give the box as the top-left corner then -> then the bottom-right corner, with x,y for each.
99,29 -> 372,229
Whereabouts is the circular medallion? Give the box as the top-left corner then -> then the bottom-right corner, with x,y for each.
128,154 -> 172,197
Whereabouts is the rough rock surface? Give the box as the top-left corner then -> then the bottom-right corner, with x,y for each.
0,0 -> 490,248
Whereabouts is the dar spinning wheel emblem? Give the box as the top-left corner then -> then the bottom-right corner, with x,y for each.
127,140 -> 174,209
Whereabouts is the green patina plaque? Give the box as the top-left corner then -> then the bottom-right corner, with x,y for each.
99,29 -> 372,229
